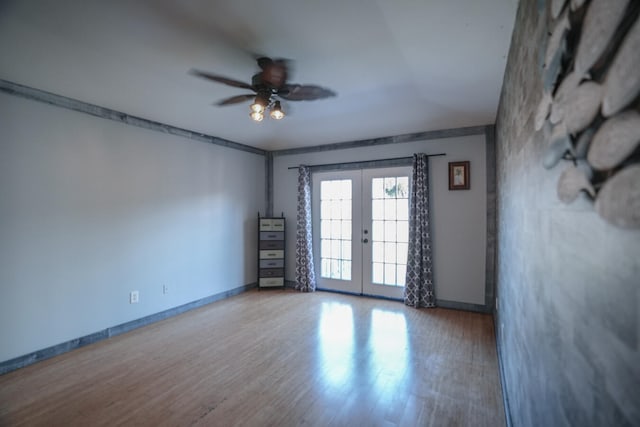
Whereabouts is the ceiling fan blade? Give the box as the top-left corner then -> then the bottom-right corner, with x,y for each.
216,94 -> 256,106
279,84 -> 336,101
189,69 -> 254,90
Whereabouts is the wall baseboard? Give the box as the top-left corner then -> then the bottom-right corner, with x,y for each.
316,287 -> 403,302
494,314 -> 513,427
304,285 -> 491,313
436,299 -> 492,313
0,283 -> 256,376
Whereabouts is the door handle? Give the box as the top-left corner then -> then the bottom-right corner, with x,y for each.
363,238 -> 369,243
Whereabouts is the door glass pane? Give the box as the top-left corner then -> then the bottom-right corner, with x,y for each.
321,239 -> 331,258
384,263 -> 396,284
372,200 -> 384,220
321,220 -> 331,239
321,201 -> 330,219
373,262 -> 384,283
341,220 -> 352,240
384,221 -> 396,241
341,260 -> 352,280
331,240 -> 341,259
397,199 -> 409,220
331,259 -> 340,279
372,242 -> 384,263
384,178 -> 396,198
321,259 -> 331,277
330,200 -> 341,218
372,220 -> 384,241
397,221 -> 409,243
331,220 -> 341,239
341,200 -> 352,220
319,179 -> 353,281
384,242 -> 397,263
370,175 -> 410,287
384,199 -> 396,220
396,177 -> 409,197
372,178 -> 384,199
341,240 -> 352,260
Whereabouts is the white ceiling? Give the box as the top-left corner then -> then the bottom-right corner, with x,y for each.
0,0 -> 518,151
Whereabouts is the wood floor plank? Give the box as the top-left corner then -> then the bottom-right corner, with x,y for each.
0,290 -> 505,426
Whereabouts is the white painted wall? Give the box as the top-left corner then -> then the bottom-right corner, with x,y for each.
0,92 -> 264,362
272,134 -> 487,305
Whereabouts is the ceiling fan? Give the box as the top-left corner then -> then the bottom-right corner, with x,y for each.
190,57 -> 336,121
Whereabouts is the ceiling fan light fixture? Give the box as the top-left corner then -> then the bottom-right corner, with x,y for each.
250,111 -> 264,122
270,101 -> 285,120
250,102 -> 265,114
250,93 -> 270,114
191,57 -> 335,122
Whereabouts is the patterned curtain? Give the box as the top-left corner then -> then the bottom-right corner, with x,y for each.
295,166 -> 316,292
404,154 -> 435,308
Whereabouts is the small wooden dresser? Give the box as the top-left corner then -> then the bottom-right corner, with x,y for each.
258,216 -> 285,288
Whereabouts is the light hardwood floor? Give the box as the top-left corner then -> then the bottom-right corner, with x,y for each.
0,290 -> 505,426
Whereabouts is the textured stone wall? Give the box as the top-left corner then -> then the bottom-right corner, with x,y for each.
495,0 -> 640,426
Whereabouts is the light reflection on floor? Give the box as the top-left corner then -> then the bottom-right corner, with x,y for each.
317,301 -> 410,398
369,309 -> 409,395
318,302 -> 355,388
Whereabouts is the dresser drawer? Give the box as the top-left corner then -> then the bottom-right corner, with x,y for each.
270,219 -> 285,232
259,250 -> 284,259
259,277 -> 284,287
259,240 -> 285,250
259,218 -> 274,231
259,268 -> 285,278
260,231 -> 284,241
259,218 -> 285,231
260,259 -> 284,268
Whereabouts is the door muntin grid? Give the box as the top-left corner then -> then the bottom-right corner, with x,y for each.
319,179 -> 352,281
370,176 -> 409,287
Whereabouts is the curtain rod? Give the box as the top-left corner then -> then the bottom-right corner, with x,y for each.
287,153 -> 446,170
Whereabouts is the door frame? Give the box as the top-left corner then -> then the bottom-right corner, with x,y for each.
312,169 -> 363,294
311,165 -> 412,300
361,166 -> 412,300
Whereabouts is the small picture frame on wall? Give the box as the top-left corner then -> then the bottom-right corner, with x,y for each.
449,161 -> 470,190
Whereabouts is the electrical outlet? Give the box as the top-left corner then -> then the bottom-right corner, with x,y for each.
130,290 -> 139,304
163,284 -> 168,294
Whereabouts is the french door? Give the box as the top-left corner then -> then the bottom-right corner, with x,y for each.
312,167 -> 411,299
